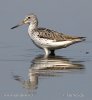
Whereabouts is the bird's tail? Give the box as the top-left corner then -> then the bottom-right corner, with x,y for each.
71,37 -> 86,45
78,37 -> 86,42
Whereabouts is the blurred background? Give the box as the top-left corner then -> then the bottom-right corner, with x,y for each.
0,0 -> 92,100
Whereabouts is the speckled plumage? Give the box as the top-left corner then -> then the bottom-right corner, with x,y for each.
11,13 -> 86,56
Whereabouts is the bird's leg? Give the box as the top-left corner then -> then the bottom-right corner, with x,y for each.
43,48 -> 49,57
50,50 -> 55,56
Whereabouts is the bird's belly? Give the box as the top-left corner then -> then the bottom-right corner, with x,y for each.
31,35 -> 72,49
46,40 -> 72,49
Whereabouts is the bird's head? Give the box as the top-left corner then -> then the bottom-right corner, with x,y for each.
11,14 -> 38,29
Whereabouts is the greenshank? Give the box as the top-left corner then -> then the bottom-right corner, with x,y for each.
11,13 -> 86,56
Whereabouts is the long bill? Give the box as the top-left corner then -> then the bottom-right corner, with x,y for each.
11,22 -> 24,29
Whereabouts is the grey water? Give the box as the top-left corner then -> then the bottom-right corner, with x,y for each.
0,0 -> 92,100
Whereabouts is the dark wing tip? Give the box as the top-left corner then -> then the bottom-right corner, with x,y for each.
79,37 -> 86,41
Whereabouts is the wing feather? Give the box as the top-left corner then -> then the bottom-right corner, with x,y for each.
34,28 -> 82,41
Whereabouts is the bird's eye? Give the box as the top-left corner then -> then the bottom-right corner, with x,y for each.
28,17 -> 30,19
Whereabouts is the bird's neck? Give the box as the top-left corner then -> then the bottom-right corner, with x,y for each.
28,20 -> 38,32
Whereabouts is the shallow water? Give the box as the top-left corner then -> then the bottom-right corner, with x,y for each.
0,0 -> 92,100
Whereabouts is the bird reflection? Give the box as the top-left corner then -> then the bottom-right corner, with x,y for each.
13,55 -> 84,91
